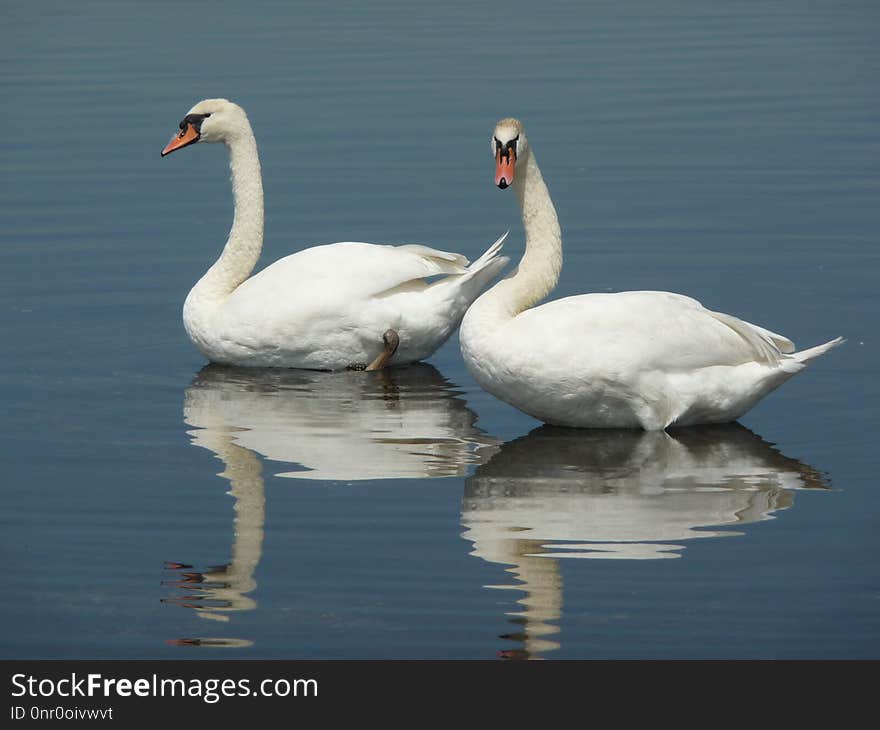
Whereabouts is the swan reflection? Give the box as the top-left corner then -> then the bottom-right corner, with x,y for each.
183,363 -> 497,480
164,363 -> 497,647
461,424 -> 831,659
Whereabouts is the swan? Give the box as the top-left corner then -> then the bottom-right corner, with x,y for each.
160,98 -> 508,370
459,118 -> 844,429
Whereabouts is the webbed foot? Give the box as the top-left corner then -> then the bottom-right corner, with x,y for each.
365,329 -> 400,371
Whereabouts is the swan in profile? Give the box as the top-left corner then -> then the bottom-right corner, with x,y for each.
459,118 -> 843,429
161,98 -> 508,370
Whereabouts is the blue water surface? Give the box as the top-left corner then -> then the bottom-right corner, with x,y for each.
1,0 -> 877,659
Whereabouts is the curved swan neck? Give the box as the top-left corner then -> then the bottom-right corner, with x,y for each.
188,122 -> 264,307
473,147 -> 562,320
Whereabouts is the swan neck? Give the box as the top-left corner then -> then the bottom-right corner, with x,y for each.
474,148 -> 562,321
190,127 -> 264,305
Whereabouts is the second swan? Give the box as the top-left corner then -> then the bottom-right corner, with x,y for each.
459,118 -> 843,430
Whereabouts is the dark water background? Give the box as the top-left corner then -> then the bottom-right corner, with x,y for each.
1,1 -> 877,658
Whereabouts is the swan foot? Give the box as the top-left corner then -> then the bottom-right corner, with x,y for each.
365,329 -> 400,371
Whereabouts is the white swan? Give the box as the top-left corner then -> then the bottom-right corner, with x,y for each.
460,118 -> 844,430
161,98 -> 508,370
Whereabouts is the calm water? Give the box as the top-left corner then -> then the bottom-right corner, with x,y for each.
1,1 -> 877,659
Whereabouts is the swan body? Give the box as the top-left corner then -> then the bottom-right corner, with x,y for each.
460,118 -> 843,430
162,99 -> 508,370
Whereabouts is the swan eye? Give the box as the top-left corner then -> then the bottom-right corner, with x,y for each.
493,135 -> 519,156
179,112 -> 212,132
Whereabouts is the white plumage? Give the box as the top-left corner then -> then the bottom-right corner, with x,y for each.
162,98 -> 508,370
461,118 -> 843,429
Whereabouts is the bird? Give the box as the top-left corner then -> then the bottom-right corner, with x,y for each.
160,98 -> 508,371
459,117 -> 843,430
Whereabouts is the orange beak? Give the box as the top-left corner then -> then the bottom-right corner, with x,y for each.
495,147 -> 516,189
161,123 -> 200,157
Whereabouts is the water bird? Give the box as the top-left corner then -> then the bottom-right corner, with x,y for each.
161,98 -> 508,370
459,118 -> 843,429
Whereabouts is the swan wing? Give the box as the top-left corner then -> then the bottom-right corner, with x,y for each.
518,291 -> 790,371
232,241 -> 470,305
216,241 -> 478,357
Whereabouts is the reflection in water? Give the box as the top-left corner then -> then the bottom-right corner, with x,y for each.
183,363 -> 497,480
164,363 -> 497,647
461,425 -> 831,659
161,429 -> 264,648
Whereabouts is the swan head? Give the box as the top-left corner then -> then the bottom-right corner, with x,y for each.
491,118 -> 526,189
161,98 -> 249,156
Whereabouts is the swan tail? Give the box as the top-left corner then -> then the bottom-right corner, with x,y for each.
791,336 -> 845,366
394,233 -> 507,279
414,231 -> 508,310
457,231 -> 510,301
467,230 -> 509,271
776,336 -> 844,375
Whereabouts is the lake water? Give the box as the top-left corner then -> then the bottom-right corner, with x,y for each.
1,1 -> 877,659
